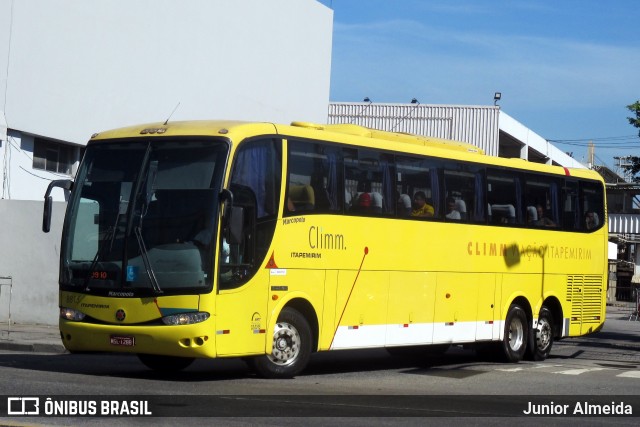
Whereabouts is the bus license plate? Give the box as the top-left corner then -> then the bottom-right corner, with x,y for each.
110,335 -> 135,347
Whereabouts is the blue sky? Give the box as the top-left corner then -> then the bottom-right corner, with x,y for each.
318,0 -> 640,170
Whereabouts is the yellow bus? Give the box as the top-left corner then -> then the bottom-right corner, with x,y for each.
43,120 -> 607,378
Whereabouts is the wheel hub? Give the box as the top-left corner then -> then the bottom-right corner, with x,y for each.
537,319 -> 551,349
269,322 -> 301,366
509,318 -> 524,351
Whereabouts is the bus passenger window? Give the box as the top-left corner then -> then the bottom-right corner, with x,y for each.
286,140 -> 343,215
396,155 -> 439,219
580,181 -> 604,232
487,170 -> 521,225
344,148 -> 394,217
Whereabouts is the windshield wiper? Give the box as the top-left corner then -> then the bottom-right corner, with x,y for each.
134,225 -> 162,294
126,154 -> 162,293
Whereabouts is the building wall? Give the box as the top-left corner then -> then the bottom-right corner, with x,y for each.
0,0 -> 332,325
499,112 -> 585,169
328,103 -> 500,156
1,0 -> 333,201
0,200 -> 66,325
1,130 -> 80,201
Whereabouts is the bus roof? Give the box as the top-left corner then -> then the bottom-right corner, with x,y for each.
88,119 -> 600,182
290,121 -> 484,155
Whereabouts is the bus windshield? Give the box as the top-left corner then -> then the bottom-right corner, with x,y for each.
61,138 -> 228,296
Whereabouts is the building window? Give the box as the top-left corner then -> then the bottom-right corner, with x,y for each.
33,138 -> 73,175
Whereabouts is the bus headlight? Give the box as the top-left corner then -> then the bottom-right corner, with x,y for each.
162,311 -> 210,325
60,307 -> 86,321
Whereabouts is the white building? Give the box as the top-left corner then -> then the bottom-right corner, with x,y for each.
1,0 -> 333,201
0,0 -> 332,325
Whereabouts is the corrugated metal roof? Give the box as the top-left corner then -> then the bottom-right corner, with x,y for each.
328,103 -> 499,156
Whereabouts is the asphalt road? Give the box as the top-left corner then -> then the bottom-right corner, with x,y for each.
0,306 -> 638,426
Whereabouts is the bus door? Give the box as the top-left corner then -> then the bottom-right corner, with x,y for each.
213,138 -> 282,357
213,194 -> 271,357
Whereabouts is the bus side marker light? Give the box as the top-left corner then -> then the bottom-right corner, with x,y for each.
445,322 -> 454,326
446,293 -> 451,299
272,295 -> 279,301
216,330 -> 230,335
253,329 -> 266,334
348,326 -> 359,330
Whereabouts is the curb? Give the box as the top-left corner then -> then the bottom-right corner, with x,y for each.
0,341 -> 67,354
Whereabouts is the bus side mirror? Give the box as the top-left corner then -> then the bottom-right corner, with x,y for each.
42,179 -> 73,233
43,196 -> 53,233
227,206 -> 244,245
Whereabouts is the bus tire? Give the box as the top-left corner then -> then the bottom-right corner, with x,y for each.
137,354 -> 195,372
526,306 -> 554,361
250,307 -> 312,379
501,304 -> 528,363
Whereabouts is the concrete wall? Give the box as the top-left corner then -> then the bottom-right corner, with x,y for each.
329,102 -> 500,156
1,0 -> 333,201
0,199 -> 66,325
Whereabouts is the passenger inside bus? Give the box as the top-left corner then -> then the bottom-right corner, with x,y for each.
533,204 -> 556,227
455,199 -> 467,220
411,191 -> 434,217
585,211 -> 599,230
445,197 -> 461,220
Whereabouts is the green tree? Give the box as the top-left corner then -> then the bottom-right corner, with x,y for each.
622,101 -> 640,181
629,100 -> 640,136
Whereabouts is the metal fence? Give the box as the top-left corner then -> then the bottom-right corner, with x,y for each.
607,282 -> 639,321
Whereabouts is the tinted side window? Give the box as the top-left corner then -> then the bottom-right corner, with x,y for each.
581,181 -> 605,231
221,139 -> 282,289
443,162 -> 485,223
286,139 -> 343,215
561,180 -> 580,230
487,169 -> 522,225
523,174 -> 560,228
396,156 -> 440,219
344,148 -> 395,216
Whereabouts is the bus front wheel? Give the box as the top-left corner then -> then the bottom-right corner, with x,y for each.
250,307 -> 312,379
137,354 -> 195,372
501,304 -> 528,363
526,306 -> 554,361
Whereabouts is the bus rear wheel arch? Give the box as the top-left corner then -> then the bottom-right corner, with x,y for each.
249,307 -> 313,379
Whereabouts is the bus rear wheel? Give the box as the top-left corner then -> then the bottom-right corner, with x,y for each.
501,304 -> 528,363
250,307 -> 312,379
137,354 -> 195,372
526,306 -> 554,361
